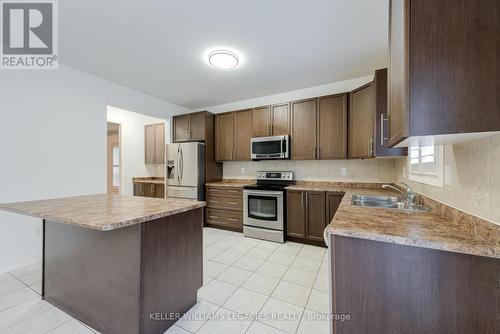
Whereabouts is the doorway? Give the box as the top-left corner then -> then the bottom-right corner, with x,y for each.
107,122 -> 121,194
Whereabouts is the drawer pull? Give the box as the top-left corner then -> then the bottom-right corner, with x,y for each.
209,200 -> 219,203
209,215 -> 220,219
227,190 -> 238,193
208,189 -> 219,192
227,218 -> 238,222
227,201 -> 238,205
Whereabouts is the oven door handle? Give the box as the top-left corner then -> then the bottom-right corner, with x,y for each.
245,190 -> 283,197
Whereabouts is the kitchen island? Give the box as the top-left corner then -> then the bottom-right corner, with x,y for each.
0,194 -> 205,334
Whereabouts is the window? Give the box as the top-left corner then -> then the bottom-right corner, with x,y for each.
112,146 -> 120,188
408,145 -> 444,187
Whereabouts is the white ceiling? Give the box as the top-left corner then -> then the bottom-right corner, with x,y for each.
60,0 -> 388,110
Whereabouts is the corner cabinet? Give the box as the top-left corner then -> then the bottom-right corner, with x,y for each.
145,123 -> 165,164
387,0 -> 500,146
348,69 -> 407,159
287,190 -> 344,247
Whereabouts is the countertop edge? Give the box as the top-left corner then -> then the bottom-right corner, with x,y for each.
0,202 -> 206,231
326,222 -> 499,259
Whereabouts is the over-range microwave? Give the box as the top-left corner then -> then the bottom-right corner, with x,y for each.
251,135 -> 289,160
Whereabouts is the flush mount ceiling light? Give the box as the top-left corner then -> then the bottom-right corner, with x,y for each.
207,49 -> 240,70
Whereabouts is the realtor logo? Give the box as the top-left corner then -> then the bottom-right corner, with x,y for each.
1,0 -> 58,69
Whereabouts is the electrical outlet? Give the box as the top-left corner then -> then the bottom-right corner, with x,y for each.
340,168 -> 347,176
473,187 -> 485,206
240,167 -> 245,174
35,226 -> 42,236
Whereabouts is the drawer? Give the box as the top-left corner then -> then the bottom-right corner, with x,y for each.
206,194 -> 242,211
206,209 -> 242,228
206,186 -> 242,197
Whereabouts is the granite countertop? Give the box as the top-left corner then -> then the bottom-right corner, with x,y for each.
0,194 -> 205,231
325,188 -> 499,259
132,177 -> 165,185
205,179 -> 255,188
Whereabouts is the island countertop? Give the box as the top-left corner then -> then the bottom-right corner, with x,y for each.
0,194 -> 205,231
324,188 -> 500,259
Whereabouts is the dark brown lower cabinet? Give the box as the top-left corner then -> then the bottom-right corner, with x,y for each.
287,190 -> 343,247
305,191 -> 326,242
287,191 -> 306,238
204,186 -> 243,232
329,235 -> 500,334
133,183 -> 164,198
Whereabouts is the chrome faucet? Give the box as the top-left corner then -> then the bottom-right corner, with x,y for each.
382,182 -> 416,208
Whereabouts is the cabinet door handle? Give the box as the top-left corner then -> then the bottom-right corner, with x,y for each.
227,190 -> 238,193
228,218 -> 238,222
381,115 -> 388,144
305,193 -> 308,207
301,192 -> 304,206
209,200 -> 219,203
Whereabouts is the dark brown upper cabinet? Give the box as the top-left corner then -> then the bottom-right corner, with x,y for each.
172,111 -> 222,184
291,98 -> 317,160
215,112 -> 234,161
173,115 -> 190,142
374,68 -> 407,157
145,123 -> 165,164
348,83 -> 374,159
318,94 -> 348,159
387,0 -> 500,147
173,111 -> 208,142
252,106 -> 272,137
233,109 -> 253,161
252,103 -> 291,138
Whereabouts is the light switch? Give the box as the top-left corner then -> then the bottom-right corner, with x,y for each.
340,168 -> 347,176
240,167 -> 245,174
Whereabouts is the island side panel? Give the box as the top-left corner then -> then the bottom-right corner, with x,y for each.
44,221 -> 142,334
331,235 -> 499,334
140,208 -> 203,334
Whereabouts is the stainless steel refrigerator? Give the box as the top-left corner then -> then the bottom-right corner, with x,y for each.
165,142 -> 205,200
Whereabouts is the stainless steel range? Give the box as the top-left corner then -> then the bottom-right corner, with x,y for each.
243,171 -> 294,243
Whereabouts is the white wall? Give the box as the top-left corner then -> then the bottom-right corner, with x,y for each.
0,64 -> 188,272
394,135 -> 500,225
107,106 -> 168,196
201,75 -> 373,113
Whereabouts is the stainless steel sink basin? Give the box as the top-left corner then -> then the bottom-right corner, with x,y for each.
351,195 -> 429,212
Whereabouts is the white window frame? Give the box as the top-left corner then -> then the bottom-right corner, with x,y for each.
408,145 -> 444,187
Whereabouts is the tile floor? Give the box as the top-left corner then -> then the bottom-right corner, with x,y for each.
0,227 -> 330,334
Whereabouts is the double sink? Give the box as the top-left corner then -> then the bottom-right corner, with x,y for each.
351,195 -> 429,212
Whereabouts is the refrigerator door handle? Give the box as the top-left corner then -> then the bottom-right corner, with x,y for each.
176,146 -> 181,183
180,147 -> 184,181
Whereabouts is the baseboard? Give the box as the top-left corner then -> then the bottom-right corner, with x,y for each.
0,254 -> 42,273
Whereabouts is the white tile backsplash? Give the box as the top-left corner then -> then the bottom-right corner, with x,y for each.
222,159 -> 396,183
